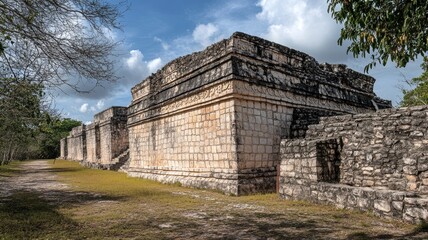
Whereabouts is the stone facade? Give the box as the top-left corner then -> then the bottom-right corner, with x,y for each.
126,32 -> 389,195
279,105 -> 428,223
61,107 -> 129,170
60,138 -> 67,159
65,125 -> 86,161
83,107 -> 129,169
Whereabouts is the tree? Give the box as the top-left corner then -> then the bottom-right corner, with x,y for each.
401,57 -> 428,107
0,77 -> 81,163
0,78 -> 43,164
36,117 -> 81,159
0,0 -> 124,163
0,0 -> 125,91
327,0 -> 428,71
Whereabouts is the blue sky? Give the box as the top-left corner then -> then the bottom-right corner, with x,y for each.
54,0 -> 424,123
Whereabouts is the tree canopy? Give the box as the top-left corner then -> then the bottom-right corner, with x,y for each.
327,0 -> 428,71
0,0 -> 124,90
401,57 -> 428,107
0,0 -> 124,163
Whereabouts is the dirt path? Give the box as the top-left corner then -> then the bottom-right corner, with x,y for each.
0,160 -> 67,197
1,160 -> 427,240
0,160 -> 100,205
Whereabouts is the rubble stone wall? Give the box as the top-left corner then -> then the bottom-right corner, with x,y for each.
279,105 -> 428,222
127,32 -> 389,195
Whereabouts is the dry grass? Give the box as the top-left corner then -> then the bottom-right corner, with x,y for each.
0,161 -> 22,177
1,159 -> 427,239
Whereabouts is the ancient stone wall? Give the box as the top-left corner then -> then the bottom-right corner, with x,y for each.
279,105 -> 428,222
82,107 -> 129,169
85,123 -> 99,164
65,125 -> 86,161
59,107 -> 128,169
127,32 -> 389,195
97,107 -> 129,166
59,138 -> 67,159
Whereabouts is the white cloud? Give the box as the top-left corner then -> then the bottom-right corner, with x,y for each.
54,0 -> 422,122
96,99 -> 105,110
192,23 -> 220,47
154,37 -> 170,50
256,0 -> 346,62
126,50 -> 145,70
79,103 -> 89,113
124,49 -> 163,75
147,58 -> 162,73
120,49 -> 164,91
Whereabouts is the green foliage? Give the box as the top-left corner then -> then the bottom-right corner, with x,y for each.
0,78 -> 81,162
0,0 -> 122,162
0,78 -> 43,164
327,0 -> 428,71
415,220 -> 428,233
401,57 -> 428,107
36,118 -> 81,159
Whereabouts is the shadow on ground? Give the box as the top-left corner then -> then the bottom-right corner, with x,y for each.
146,210 -> 428,240
0,189 -> 124,239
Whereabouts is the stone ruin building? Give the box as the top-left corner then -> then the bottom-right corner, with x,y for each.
61,107 -> 129,170
279,105 -> 428,223
60,32 -> 428,223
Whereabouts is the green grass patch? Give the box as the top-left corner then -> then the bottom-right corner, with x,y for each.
0,192 -> 80,239
48,160 -> 202,208
415,220 -> 428,232
0,161 -> 23,177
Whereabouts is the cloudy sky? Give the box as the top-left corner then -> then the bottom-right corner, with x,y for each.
54,0 -> 423,123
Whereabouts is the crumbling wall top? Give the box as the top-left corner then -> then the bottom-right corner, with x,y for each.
129,32 -> 389,113
94,106 -> 127,122
70,125 -> 85,137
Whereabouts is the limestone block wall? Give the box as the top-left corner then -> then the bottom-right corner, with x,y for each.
81,107 -> 128,169
279,105 -> 428,222
65,125 -> 86,161
233,98 -> 292,193
128,99 -> 239,193
111,116 -> 129,160
127,32 -> 389,195
60,138 -> 67,159
85,123 -> 98,164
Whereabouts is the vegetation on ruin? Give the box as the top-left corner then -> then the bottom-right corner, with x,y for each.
1,159 -> 426,239
401,57 -> 428,107
327,0 -> 428,71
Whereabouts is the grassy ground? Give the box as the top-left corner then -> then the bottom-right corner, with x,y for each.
0,161 -> 22,177
1,160 -> 427,239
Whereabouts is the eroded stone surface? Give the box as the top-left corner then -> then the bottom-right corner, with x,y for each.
125,32 -> 387,195
280,105 -> 428,223
61,107 -> 129,170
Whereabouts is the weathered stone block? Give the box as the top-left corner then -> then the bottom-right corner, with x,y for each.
392,201 -> 403,211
